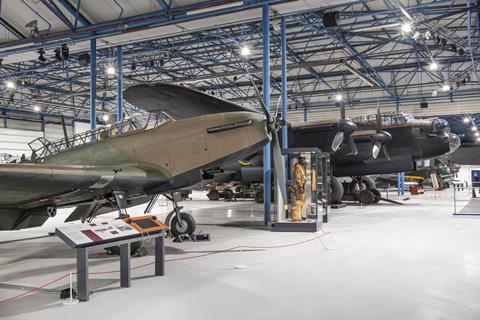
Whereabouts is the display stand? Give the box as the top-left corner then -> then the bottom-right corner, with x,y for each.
56,217 -> 167,301
272,147 -> 330,232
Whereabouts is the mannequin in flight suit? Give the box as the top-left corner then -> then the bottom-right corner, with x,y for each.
291,157 -> 307,222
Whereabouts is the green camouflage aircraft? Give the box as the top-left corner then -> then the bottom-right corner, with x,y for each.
0,83 -> 289,236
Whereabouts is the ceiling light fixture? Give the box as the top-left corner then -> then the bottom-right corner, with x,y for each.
240,46 -> 251,56
401,22 -> 412,33
106,66 -> 115,75
428,60 -> 439,71
442,84 -> 450,92
33,105 -> 41,112
334,93 -> 343,101
5,81 -> 15,89
102,114 -> 110,122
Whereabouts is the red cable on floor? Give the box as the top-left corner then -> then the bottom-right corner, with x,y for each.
0,231 -> 330,304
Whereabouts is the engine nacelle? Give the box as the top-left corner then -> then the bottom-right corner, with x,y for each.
47,206 -> 57,218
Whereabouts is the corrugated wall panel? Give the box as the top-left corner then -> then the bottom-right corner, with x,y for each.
0,128 -> 43,157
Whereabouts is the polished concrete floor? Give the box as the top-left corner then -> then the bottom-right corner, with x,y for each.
1,190 -> 480,319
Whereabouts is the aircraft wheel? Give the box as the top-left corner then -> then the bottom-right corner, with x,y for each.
171,212 -> 196,238
358,189 -> 374,205
254,189 -> 264,203
371,188 -> 381,203
207,189 -> 220,201
223,189 -> 234,200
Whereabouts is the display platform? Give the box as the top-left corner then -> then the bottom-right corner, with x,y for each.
271,220 -> 322,232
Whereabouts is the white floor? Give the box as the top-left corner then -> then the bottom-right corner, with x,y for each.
1,190 -> 480,320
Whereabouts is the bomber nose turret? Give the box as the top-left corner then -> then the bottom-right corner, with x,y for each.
447,133 -> 461,154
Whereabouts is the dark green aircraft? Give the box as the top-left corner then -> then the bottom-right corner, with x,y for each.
0,83 -> 293,234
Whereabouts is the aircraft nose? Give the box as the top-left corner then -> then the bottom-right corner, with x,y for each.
431,118 -> 450,135
447,133 -> 461,154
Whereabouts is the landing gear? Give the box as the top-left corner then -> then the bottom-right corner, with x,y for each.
358,189 -> 375,205
370,188 -> 381,203
164,193 -> 197,238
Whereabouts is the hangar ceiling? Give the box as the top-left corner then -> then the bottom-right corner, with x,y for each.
0,0 -> 478,136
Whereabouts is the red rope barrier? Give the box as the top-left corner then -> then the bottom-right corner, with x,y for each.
0,231 -> 330,304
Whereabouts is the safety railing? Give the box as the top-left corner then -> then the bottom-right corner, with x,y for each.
29,115 -> 165,162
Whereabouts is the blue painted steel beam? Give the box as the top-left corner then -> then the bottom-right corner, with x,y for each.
57,0 -> 91,27
262,2 -> 271,225
0,0 -> 275,56
156,0 -> 171,11
281,16 -> 288,149
40,0 -> 74,30
0,17 -> 25,39
117,45 -> 123,122
90,39 -> 97,130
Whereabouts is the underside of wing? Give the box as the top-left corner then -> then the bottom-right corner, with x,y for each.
0,163 -> 162,230
124,83 -> 257,120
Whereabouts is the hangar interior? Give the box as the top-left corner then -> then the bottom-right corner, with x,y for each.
1,0 -> 480,319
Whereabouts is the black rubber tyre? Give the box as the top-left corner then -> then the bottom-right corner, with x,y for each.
371,188 -> 381,203
106,241 -> 142,256
170,212 -> 196,238
254,189 -> 264,203
223,189 -> 234,200
358,189 -> 375,205
207,189 -> 220,201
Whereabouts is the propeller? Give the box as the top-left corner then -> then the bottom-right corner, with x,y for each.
334,102 -> 358,154
370,102 -> 392,160
247,71 -> 288,206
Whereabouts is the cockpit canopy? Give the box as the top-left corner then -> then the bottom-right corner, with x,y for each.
352,112 -> 414,127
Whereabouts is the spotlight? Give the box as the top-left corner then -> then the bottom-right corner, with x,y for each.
435,36 -> 441,45
233,76 -> 238,81
33,105 -> 41,112
477,137 -> 480,142
334,93 -> 343,101
475,132 -> 480,137
441,38 -> 447,46
159,58 -> 164,66
428,61 -> 439,71
5,81 -> 15,89
106,65 -> 115,75
130,62 -> 136,71
458,48 -> 465,56
450,44 -> 457,53
150,60 -> 155,67
431,89 -> 437,97
78,53 -> 91,66
464,117 -> 470,123
102,114 -> 109,122
38,48 -> 46,63
258,85 -> 262,92
442,84 -> 450,92
240,46 -> 251,56
400,22 -> 412,33
61,44 -> 69,60
471,126 -> 477,132
54,48 -> 62,62
210,90 -> 215,95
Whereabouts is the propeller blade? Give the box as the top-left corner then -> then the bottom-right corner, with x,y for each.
332,131 -> 344,152
372,141 -> 381,159
376,101 -> 381,131
274,95 -> 282,119
382,145 -> 390,161
347,134 -> 358,155
245,68 -> 272,123
271,130 -> 288,205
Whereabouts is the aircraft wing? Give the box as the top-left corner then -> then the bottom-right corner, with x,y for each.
124,83 -> 257,120
0,163 -> 158,230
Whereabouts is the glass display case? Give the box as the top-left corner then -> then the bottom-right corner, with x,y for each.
273,148 -> 330,232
